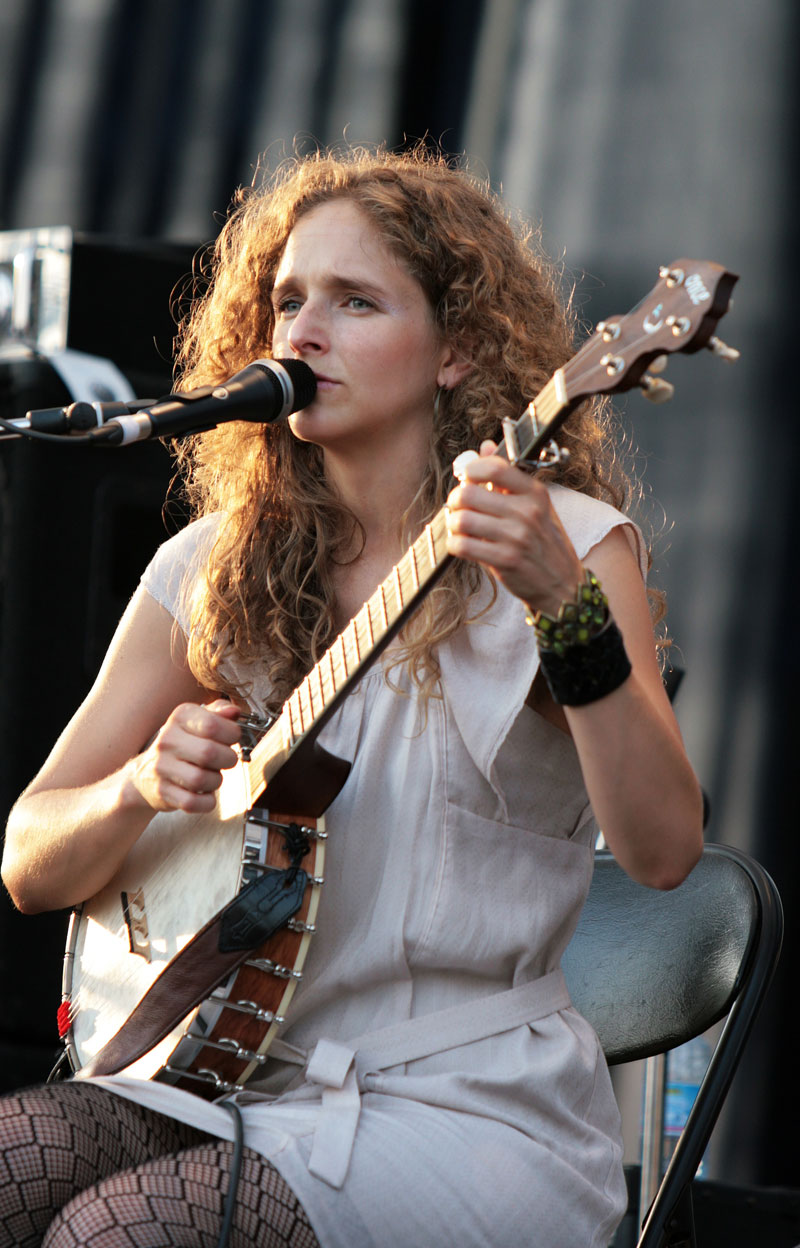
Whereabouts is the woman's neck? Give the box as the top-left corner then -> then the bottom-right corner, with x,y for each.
323,446 -> 429,628
324,443 -> 427,552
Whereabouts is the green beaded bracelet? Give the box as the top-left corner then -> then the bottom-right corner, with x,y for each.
526,569 -> 632,706
526,569 -> 609,656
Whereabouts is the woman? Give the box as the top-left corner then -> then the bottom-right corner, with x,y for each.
0,147 -> 703,1248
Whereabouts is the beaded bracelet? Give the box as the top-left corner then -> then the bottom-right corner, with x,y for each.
526,568 -> 609,656
526,569 -> 632,706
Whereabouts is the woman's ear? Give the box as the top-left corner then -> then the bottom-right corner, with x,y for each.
437,344 -> 473,391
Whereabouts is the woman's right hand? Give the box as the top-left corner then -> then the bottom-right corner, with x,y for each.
2,587 -> 246,914
127,699 -> 242,815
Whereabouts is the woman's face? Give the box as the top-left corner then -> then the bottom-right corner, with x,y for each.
271,198 -> 456,461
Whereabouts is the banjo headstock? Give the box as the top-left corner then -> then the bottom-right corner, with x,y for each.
562,259 -> 739,407
504,259 -> 739,468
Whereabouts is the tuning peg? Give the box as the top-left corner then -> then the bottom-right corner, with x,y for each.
648,354 -> 669,375
659,265 -> 685,286
707,336 -> 740,362
639,374 -> 675,404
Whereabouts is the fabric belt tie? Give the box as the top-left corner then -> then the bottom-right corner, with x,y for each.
304,1039 -> 362,1187
280,968 -> 571,1188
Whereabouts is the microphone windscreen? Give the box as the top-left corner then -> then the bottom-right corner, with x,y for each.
276,359 -> 317,410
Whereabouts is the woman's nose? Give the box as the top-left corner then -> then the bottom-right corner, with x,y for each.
287,300 -> 328,355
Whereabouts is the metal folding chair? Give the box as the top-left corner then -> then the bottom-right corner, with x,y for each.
563,844 -> 783,1247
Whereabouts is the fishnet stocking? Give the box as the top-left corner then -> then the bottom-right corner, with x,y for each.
42,1142 -> 318,1248
0,1083 -> 318,1248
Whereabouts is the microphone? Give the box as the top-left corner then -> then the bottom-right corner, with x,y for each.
84,359 -> 316,446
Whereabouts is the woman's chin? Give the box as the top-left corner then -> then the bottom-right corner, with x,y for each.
287,409 -> 321,442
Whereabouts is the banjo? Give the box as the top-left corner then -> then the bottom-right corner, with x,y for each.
59,259 -> 738,1099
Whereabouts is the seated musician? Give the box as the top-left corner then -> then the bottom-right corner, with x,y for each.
0,146 -> 703,1248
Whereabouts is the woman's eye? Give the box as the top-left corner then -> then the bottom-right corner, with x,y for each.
346,295 -> 372,311
275,298 -> 301,316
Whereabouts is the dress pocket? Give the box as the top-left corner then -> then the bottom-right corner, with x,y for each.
413,801 -> 594,981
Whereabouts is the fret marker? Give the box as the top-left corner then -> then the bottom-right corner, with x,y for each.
349,618 -> 361,662
426,523 -> 437,568
410,544 -> 420,590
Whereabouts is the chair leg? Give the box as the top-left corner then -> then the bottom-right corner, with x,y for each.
639,1182 -> 696,1248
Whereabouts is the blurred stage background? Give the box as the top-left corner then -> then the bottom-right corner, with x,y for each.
0,0 -> 797,1213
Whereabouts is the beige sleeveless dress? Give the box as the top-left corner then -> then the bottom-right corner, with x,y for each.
90,484 -> 644,1248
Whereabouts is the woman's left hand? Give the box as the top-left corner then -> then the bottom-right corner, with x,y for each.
447,440 -> 705,892
445,440 -> 584,614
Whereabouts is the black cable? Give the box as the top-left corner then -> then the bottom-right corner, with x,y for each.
0,417 -> 95,444
217,1099 -> 245,1248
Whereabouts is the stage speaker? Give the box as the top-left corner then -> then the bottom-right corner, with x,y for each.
0,354 -> 183,1088
0,227 -> 200,396
0,230 -> 198,1087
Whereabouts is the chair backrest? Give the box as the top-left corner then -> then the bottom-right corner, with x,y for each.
564,844 -> 771,1064
563,843 -> 783,1247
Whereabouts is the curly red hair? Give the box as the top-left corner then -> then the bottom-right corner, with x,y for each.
172,145 -> 633,709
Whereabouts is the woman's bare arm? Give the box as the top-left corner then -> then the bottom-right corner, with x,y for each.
2,585 -> 241,914
446,449 -> 703,890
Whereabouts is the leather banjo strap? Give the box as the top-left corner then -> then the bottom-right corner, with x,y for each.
75,866 -> 308,1081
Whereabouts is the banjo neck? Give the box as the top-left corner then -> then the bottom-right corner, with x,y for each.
243,256 -> 740,806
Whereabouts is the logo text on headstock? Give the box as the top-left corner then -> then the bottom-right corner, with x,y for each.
685,273 -> 711,306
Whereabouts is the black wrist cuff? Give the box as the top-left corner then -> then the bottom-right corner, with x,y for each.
537,619 -> 632,707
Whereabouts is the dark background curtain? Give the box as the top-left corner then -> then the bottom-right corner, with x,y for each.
0,0 -> 797,1190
